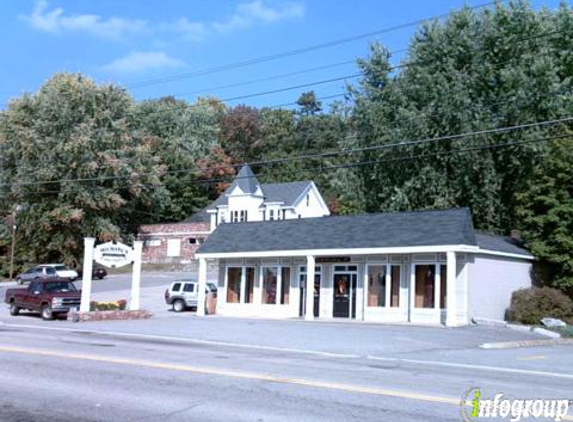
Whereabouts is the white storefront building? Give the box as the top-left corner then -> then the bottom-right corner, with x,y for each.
195,208 -> 534,326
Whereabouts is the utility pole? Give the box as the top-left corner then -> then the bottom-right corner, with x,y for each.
9,220 -> 16,281
8,204 -> 28,281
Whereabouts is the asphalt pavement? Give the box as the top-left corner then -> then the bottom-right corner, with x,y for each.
1,271 -> 572,421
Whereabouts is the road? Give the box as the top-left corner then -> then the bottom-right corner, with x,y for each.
0,272 -> 572,421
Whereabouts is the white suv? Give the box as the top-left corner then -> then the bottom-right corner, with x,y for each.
164,280 -> 217,313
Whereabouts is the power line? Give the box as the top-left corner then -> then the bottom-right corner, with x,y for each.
172,60 -> 357,99
1,132 -> 570,199
124,27 -> 567,122
2,116 -> 571,189
126,1 -> 500,90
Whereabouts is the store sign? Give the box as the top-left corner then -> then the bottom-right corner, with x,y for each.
316,257 -> 351,263
93,241 -> 133,268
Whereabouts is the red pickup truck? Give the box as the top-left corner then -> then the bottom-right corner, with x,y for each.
4,279 -> 81,320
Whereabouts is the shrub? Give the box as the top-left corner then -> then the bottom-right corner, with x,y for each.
508,287 -> 573,325
89,301 -> 127,311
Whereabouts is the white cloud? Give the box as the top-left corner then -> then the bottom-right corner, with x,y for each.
21,0 -> 147,39
173,17 -> 207,41
213,0 -> 305,33
102,51 -> 184,73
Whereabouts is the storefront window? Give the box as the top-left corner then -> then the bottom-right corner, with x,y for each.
281,267 -> 290,304
415,265 -> 435,308
440,264 -> 447,309
227,267 -> 242,303
245,267 -> 255,303
367,265 -> 386,307
262,267 -> 278,304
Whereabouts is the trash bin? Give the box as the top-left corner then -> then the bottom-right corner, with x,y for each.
206,292 -> 217,315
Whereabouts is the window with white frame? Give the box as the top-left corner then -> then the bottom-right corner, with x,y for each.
269,209 -> 275,220
226,267 -> 255,304
367,264 -> 401,308
166,239 -> 181,257
261,266 -> 291,305
240,210 -> 247,222
145,239 -> 161,247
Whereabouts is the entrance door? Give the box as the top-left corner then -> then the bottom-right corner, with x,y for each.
333,273 -> 357,318
299,273 -> 321,317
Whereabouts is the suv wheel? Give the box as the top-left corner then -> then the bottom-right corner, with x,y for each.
9,303 -> 20,316
172,299 -> 186,313
41,305 -> 54,321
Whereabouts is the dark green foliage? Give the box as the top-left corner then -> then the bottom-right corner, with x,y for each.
508,287 -> 573,325
351,1 -> 573,233
517,139 -> 573,293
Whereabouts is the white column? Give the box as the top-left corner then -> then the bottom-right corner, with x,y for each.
197,258 -> 207,316
239,266 -> 246,304
384,264 -> 391,307
79,237 -> 95,312
434,264 -> 441,311
446,252 -> 458,327
130,241 -> 143,311
409,262 -> 416,322
305,256 -> 315,321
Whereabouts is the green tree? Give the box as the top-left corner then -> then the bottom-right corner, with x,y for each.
131,96 -> 221,221
296,91 -> 322,116
352,1 -> 573,232
517,138 -> 573,294
0,73 -> 167,267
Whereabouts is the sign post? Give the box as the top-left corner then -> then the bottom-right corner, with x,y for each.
79,239 -> 142,313
130,241 -> 143,311
80,237 -> 96,312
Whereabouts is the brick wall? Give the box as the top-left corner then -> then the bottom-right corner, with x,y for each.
138,222 -> 210,264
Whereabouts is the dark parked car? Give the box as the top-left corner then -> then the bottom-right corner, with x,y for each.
75,266 -> 107,280
5,279 -> 81,320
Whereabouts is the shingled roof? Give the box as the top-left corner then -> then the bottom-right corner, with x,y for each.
205,164 -> 313,210
198,208 -> 483,255
475,232 -> 532,257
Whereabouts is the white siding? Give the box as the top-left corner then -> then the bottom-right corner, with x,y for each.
468,254 -> 532,321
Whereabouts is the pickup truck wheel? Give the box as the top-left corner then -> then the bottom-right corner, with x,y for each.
41,305 -> 54,321
9,303 -> 20,316
172,299 -> 186,313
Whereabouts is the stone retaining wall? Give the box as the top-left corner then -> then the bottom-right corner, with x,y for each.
68,310 -> 153,322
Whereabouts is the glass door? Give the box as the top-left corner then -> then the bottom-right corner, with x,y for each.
333,273 -> 357,318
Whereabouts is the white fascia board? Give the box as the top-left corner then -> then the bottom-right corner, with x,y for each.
196,244 -> 480,259
145,231 -> 211,236
475,249 -> 534,260
206,209 -> 217,214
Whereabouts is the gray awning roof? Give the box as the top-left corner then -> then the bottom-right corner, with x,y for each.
198,208 -> 483,255
475,232 -> 532,257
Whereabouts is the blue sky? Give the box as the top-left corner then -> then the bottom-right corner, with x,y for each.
0,0 -> 563,110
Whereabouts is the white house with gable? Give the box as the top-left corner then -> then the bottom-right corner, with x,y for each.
206,164 -> 330,230
139,164 -> 330,263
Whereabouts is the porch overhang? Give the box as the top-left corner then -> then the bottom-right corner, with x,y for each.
195,244 -> 481,260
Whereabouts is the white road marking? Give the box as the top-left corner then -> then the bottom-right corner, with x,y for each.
367,355 -> 573,380
3,322 -> 573,381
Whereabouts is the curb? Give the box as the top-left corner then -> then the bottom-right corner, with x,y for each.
480,338 -> 573,349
